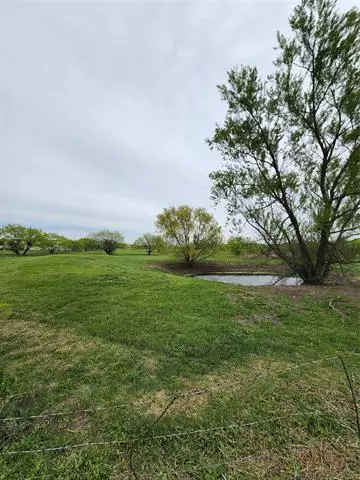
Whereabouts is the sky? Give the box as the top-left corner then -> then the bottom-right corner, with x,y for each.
0,0 -> 355,241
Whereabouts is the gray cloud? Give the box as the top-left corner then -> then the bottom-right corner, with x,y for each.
0,0 -> 354,240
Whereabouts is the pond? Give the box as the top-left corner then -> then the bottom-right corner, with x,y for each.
194,274 -> 303,286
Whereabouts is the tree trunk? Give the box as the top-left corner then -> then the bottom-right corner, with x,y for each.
297,261 -> 329,285
184,257 -> 195,267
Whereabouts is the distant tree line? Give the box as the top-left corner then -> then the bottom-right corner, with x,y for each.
0,224 -> 126,256
226,237 -> 268,257
1,205 -> 358,268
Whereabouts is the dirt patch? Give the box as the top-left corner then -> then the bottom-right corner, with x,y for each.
12,391 -> 41,409
201,358 -> 293,393
135,389 -> 207,418
0,318 -> 96,353
0,303 -> 12,320
228,293 -> 238,305
143,357 -> 158,376
97,274 -> 125,282
66,410 -> 90,433
152,261 -> 286,276
227,291 -> 257,305
265,283 -> 360,302
225,441 -> 360,479
288,441 -> 360,478
235,313 -> 282,326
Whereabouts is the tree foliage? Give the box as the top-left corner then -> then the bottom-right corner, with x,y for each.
208,0 -> 360,284
133,233 -> 165,255
88,230 -> 125,255
0,224 -> 44,256
227,237 -> 265,257
75,237 -> 100,252
156,206 -> 223,266
40,233 -> 70,254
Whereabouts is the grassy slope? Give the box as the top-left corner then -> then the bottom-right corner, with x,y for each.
0,251 -> 359,479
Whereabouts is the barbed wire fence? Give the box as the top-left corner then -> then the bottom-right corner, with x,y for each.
127,353 -> 360,479
0,352 -> 359,479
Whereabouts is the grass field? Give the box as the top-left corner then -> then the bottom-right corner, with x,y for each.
0,251 -> 359,479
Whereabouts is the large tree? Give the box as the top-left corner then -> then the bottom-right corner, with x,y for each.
208,0 -> 360,284
0,224 -> 44,256
156,206 -> 223,266
89,230 -> 125,255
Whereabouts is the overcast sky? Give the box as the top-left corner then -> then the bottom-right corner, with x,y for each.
0,0 -> 354,241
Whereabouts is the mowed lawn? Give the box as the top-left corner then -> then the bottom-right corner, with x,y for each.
0,251 -> 359,479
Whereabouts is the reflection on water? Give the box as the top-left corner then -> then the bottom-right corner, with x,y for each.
195,274 -> 303,286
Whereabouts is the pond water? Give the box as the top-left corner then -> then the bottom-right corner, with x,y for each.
195,274 -> 303,286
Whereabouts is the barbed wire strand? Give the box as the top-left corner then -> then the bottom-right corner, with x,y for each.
0,439 -> 129,456
0,411 -> 320,456
329,299 -> 346,324
2,352 -> 359,404
145,411 -> 321,441
1,404 -> 127,422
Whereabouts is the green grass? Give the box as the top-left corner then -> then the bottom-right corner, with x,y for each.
211,249 -> 283,265
0,251 -> 359,479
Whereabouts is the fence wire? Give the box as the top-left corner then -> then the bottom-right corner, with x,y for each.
0,411 -> 320,456
1,403 -> 127,422
1,349 -> 359,479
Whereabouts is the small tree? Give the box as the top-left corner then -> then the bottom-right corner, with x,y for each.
133,233 -> 165,255
40,233 -> 69,254
89,230 -> 124,255
76,237 -> 100,252
156,206 -> 223,266
227,237 -> 243,256
227,237 -> 266,257
330,238 -> 360,265
0,224 -> 44,256
208,0 -> 360,284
